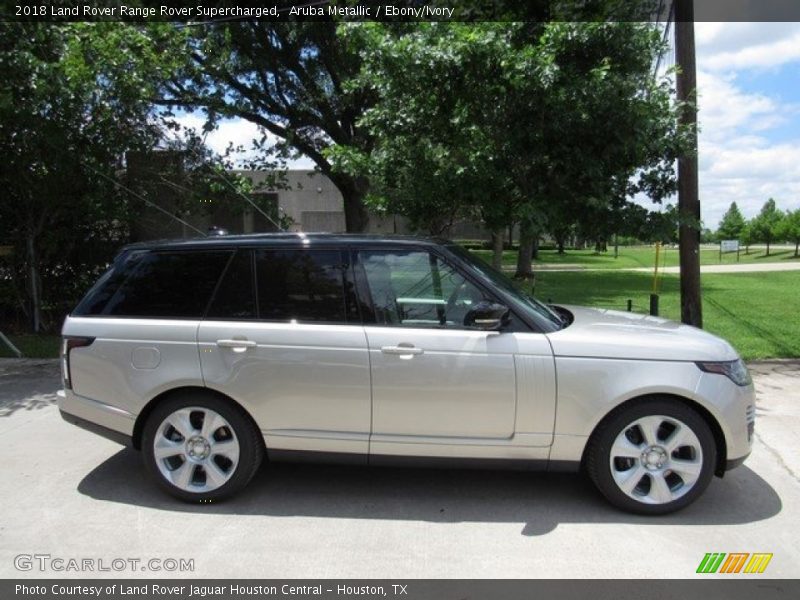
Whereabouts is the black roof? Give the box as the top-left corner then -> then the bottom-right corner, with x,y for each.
123,232 -> 452,252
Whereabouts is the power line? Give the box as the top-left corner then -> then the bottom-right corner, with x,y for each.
157,122 -> 286,231
85,162 -> 208,237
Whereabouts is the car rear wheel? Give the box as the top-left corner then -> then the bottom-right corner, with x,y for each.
587,399 -> 717,515
142,391 -> 263,502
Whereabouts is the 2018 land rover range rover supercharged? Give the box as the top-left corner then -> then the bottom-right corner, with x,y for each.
58,234 -> 754,514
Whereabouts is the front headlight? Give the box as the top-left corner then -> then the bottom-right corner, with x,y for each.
696,359 -> 752,386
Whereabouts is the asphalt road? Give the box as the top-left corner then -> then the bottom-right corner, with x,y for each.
1,359 -> 798,579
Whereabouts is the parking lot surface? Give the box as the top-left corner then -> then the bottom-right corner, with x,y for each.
1,359 -> 798,578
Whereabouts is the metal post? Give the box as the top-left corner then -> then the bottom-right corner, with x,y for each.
650,294 -> 660,317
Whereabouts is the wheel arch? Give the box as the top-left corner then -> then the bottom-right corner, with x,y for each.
580,393 -> 728,477
131,386 -> 264,452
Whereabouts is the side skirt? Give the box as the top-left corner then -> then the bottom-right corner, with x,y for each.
267,449 -> 580,473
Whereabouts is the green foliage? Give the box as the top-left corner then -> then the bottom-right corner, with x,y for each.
749,198 -> 784,255
329,21 -> 683,251
778,209 -> 800,256
139,21 -> 376,231
0,22 -> 160,331
716,202 -> 747,241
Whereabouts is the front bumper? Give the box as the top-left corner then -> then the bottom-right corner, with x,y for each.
694,372 -> 756,470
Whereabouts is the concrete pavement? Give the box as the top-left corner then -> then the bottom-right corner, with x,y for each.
0,359 -> 798,578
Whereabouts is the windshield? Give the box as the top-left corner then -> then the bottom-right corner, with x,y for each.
446,244 -> 565,332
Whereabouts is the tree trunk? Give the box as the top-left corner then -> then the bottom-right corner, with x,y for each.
795,240 -> 798,257
614,233 -> 619,259
766,238 -> 771,256
490,229 -> 504,270
507,223 -> 514,248
515,222 -> 535,279
330,173 -> 370,233
532,235 -> 539,260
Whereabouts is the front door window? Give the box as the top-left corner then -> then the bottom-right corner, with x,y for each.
359,250 -> 485,328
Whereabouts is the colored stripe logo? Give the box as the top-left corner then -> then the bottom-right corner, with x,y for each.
697,553 -> 772,574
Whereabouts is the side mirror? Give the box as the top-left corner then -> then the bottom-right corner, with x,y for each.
464,300 -> 510,330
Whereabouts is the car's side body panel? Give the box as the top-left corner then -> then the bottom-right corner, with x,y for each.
64,317 -> 204,416
197,321 -> 371,457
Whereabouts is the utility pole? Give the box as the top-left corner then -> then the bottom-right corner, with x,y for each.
675,0 -> 703,327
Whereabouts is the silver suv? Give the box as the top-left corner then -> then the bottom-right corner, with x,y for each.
58,234 -> 754,514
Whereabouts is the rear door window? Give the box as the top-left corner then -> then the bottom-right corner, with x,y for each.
255,248 -> 349,323
206,249 -> 256,320
74,250 -> 232,318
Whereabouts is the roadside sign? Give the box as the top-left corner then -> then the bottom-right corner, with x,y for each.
720,239 -> 740,262
721,240 -> 739,253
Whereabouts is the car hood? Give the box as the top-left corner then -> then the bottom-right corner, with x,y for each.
545,305 -> 739,362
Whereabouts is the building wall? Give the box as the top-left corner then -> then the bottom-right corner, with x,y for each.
129,157 -> 492,240
240,169 -> 492,240
242,170 -> 346,232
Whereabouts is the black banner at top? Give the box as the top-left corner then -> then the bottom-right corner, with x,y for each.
4,0 -> 800,23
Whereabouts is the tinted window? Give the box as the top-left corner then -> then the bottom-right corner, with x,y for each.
206,250 -> 256,320
72,250 -> 147,316
77,250 -> 231,318
359,250 -> 486,328
255,249 -> 347,323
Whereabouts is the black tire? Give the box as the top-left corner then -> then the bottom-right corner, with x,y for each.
142,390 -> 264,502
586,398 -> 717,515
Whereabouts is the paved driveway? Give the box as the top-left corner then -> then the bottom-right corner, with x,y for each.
0,359 -> 798,578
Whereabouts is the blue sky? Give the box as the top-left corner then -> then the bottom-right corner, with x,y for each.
178,23 -> 800,229
692,22 -> 800,227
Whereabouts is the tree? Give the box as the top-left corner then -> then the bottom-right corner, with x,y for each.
121,22 -> 378,233
0,22 -> 160,331
330,22 -> 681,278
750,198 -> 784,256
716,201 -> 746,241
778,209 -> 800,257
741,221 -> 754,255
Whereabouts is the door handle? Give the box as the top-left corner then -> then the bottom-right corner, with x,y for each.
381,345 -> 424,356
216,339 -> 257,351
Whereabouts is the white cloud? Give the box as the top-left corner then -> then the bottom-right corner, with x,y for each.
695,74 -> 800,225
696,22 -> 800,71
170,112 -> 315,169
684,24 -> 800,226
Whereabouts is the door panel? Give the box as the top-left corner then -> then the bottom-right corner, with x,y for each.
198,322 -> 371,455
366,327 -> 517,439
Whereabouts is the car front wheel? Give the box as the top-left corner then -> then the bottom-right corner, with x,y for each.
587,399 -> 717,515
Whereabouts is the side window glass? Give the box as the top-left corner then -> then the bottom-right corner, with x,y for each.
72,250 -> 147,316
99,251 -> 231,318
360,250 -> 486,328
206,250 -> 256,320
255,249 -> 347,323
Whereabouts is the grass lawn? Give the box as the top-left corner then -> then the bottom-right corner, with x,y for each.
0,334 -> 61,359
470,245 -> 800,270
528,270 -> 800,360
